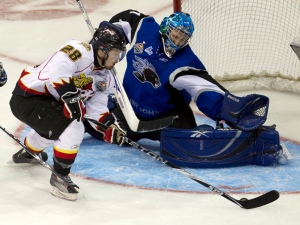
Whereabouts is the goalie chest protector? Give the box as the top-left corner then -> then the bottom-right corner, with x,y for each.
160,125 -> 282,168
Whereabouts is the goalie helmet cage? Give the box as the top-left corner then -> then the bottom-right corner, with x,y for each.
173,0 -> 300,93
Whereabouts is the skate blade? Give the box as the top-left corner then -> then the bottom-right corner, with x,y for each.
7,159 -> 15,164
75,187 -> 85,199
50,186 -> 77,201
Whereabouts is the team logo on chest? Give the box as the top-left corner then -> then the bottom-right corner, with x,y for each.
132,55 -> 161,88
73,73 -> 93,89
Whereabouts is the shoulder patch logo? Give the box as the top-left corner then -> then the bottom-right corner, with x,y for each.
95,80 -> 107,92
93,72 -> 109,92
134,43 -> 144,54
79,42 -> 91,51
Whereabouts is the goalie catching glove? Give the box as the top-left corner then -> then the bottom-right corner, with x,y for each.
98,112 -> 127,146
220,92 -> 269,131
61,90 -> 85,121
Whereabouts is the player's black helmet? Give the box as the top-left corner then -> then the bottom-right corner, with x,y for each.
90,22 -> 127,66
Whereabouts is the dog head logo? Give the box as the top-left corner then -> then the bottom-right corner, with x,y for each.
132,55 -> 161,88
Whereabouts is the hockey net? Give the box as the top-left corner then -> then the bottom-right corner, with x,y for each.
173,0 -> 300,93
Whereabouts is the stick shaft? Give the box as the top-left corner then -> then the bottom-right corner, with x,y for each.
84,114 -> 280,209
0,124 -> 77,192
76,0 -> 173,132
76,0 -> 95,35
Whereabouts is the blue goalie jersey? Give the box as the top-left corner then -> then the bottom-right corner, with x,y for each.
123,17 -> 206,120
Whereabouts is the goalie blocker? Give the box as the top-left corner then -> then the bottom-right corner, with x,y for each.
160,124 -> 285,168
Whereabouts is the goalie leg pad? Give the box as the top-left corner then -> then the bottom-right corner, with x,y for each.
160,125 -> 282,168
220,92 -> 269,131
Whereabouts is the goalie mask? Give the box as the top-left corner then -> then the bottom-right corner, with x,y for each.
159,12 -> 194,58
90,23 -> 127,67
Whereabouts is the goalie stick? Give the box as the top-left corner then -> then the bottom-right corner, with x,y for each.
0,124 -> 79,193
83,114 -> 280,209
76,0 -> 175,132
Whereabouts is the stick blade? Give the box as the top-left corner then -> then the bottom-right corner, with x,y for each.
136,116 -> 176,132
239,190 -> 280,209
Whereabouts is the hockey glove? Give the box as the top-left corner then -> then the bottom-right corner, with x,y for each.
61,90 -> 85,121
0,62 -> 7,87
99,112 -> 127,146
220,92 -> 269,131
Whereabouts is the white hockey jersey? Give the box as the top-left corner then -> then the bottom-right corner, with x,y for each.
75,68 -> 115,123
12,39 -> 115,123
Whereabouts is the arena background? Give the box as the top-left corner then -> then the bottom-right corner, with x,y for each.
1,1 -> 300,224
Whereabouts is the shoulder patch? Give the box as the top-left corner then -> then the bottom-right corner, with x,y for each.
95,80 -> 107,92
134,43 -> 144,54
93,72 -> 109,92
78,42 -> 92,51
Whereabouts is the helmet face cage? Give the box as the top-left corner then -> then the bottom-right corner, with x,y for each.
159,12 -> 194,58
91,26 -> 127,62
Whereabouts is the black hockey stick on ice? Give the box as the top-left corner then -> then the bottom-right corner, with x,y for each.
76,0 -> 175,132
0,124 -> 79,193
84,114 -> 280,209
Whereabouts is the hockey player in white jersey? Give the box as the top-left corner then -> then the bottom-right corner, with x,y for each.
9,23 -> 127,201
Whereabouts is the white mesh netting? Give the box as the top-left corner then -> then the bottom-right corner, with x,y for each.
176,0 -> 300,93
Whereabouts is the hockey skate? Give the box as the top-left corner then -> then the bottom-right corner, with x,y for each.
12,148 -> 48,164
50,172 -> 79,201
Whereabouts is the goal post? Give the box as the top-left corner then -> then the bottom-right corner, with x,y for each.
173,0 -> 300,93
